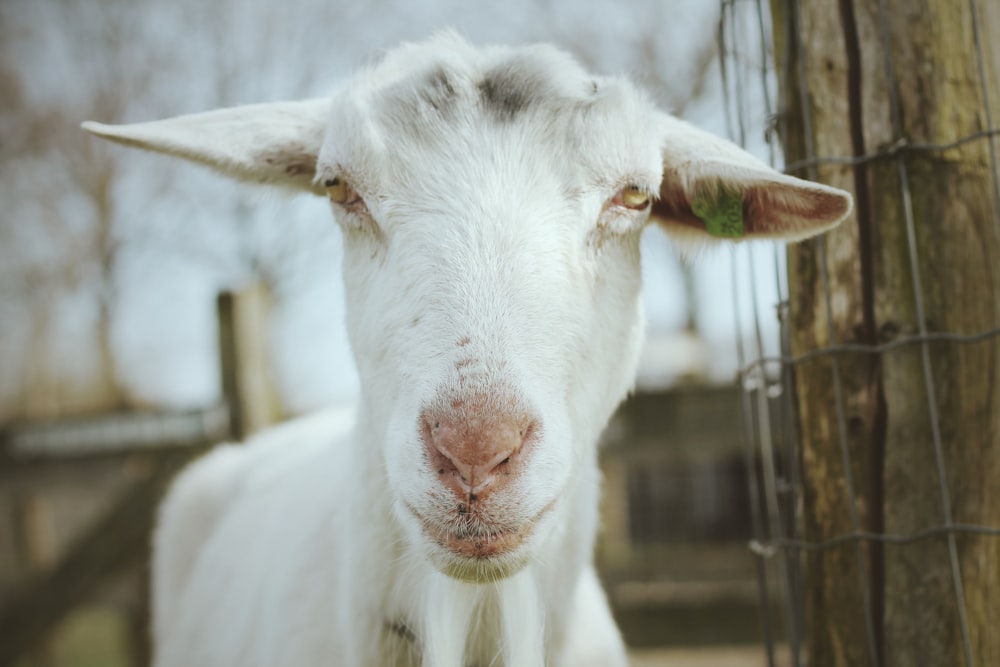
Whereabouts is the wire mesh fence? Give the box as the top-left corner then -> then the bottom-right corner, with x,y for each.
719,0 -> 1000,665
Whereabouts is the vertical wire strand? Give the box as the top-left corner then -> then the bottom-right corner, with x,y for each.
774,248 -> 805,667
748,244 -> 802,665
764,94 -> 806,658
725,3 -> 807,662
718,0 -> 737,144
753,0 -> 778,167
967,0 -> 1000,226
897,157 -> 977,667
730,4 -> 748,147
735,1 -> 801,654
720,5 -> 778,662
872,1 -> 976,663
732,248 -> 778,667
771,13 -> 808,663
790,0 -> 882,663
817,239 -> 882,667
749,0 -> 806,652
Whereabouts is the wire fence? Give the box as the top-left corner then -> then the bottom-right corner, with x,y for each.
719,0 -> 1000,665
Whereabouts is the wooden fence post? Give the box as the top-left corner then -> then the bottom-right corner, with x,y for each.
217,285 -> 283,441
773,0 -> 1000,664
598,455 -> 632,571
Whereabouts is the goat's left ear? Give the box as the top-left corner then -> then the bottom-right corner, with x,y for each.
82,99 -> 330,195
652,115 -> 852,242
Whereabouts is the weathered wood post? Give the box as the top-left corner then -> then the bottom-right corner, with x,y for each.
771,0 -> 1000,665
217,285 -> 283,441
10,493 -> 56,667
597,453 -> 632,570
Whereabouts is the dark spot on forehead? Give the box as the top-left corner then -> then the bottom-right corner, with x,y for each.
419,66 -> 458,113
477,61 -> 544,122
374,48 -> 597,146
377,65 -> 464,135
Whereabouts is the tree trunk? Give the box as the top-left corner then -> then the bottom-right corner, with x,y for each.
772,1 -> 1000,666
93,158 -> 127,411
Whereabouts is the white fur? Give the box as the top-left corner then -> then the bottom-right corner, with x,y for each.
84,32 -> 851,667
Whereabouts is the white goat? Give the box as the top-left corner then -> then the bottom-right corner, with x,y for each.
83,32 -> 851,667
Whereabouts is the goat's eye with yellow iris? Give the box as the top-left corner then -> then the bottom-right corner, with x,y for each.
618,186 -> 651,210
325,177 -> 350,204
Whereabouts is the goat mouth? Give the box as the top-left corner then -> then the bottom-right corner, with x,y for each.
442,525 -> 526,559
406,501 -> 555,562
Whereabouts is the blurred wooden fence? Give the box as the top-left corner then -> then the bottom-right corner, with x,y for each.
0,285 -> 774,664
598,385 -> 782,648
0,285 -> 279,667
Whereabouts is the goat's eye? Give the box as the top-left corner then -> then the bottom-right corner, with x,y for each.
323,176 -> 371,221
613,185 -> 651,210
325,177 -> 350,204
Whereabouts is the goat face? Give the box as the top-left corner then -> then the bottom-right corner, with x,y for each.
322,47 -> 661,580
82,33 -> 852,584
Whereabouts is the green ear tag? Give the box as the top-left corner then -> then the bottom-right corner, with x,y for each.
691,189 -> 745,238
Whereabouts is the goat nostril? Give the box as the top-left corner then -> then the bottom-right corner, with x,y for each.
421,403 -> 537,500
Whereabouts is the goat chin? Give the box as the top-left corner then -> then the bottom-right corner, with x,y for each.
84,29 -> 851,667
430,544 -> 532,584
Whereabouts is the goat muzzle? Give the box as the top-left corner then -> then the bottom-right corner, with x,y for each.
420,392 -> 538,506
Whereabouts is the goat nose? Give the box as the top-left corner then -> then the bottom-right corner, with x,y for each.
421,404 -> 536,501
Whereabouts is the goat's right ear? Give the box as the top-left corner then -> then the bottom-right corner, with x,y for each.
82,99 -> 330,195
652,115 -> 852,242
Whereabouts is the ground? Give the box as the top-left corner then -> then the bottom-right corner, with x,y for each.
629,645 -> 792,667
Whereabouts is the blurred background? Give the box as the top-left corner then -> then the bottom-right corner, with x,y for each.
4,0 -> 996,665
0,0 -> 783,420
0,0 -> 782,663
